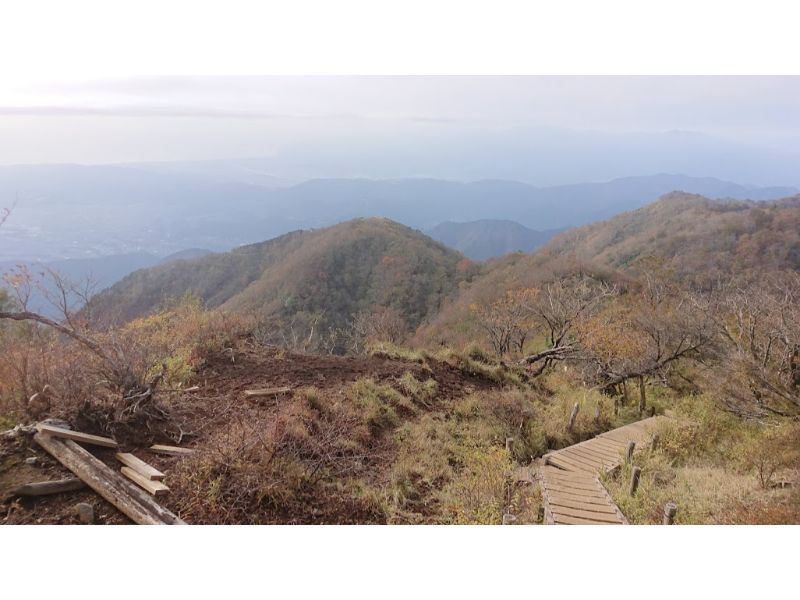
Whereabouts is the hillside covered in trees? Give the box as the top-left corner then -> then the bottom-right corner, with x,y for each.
543,192 -> 800,277
86,218 -> 477,350
427,219 -> 561,260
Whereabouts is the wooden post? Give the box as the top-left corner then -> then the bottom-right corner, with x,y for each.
505,437 -> 514,453
613,397 -> 619,416
502,513 -> 516,525
74,502 -> 94,524
629,466 -> 641,496
663,502 -> 678,525
621,380 -> 628,405
625,441 -> 635,463
594,403 -> 601,424
567,402 -> 580,433
638,376 -> 646,416
650,433 -> 660,452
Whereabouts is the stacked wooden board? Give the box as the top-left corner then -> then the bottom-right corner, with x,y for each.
117,452 -> 170,496
32,422 -> 186,525
539,415 -> 669,525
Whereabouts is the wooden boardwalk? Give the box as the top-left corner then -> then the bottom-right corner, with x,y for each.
539,415 -> 668,525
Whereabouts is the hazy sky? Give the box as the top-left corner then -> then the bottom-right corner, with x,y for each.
1,76 -> 799,184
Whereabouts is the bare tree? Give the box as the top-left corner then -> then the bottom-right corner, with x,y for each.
519,275 -> 617,374
0,265 -> 140,393
344,306 -> 408,354
708,271 -> 800,415
471,288 -> 537,357
578,272 -> 716,394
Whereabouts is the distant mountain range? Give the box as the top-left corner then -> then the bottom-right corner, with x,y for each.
427,220 -> 562,260
1,163 -> 795,263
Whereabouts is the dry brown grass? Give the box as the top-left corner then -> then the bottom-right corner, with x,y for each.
603,394 -> 800,524
168,386 -> 384,524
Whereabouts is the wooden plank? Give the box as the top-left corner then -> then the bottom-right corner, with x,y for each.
599,432 -> 638,444
581,446 -> 625,462
36,423 -> 117,448
552,513 -> 616,525
549,451 -> 600,471
541,468 -> 599,484
549,451 -> 600,472
542,483 -> 608,500
116,452 -> 165,481
547,497 -> 619,515
547,455 -> 596,473
11,477 -> 85,497
574,441 -> 623,459
545,490 -> 618,506
149,444 -> 195,456
541,469 -> 596,484
562,449 -> 617,472
243,386 -> 292,397
121,467 -> 170,496
543,479 -> 601,493
547,454 -> 594,473
34,433 -> 183,525
551,505 -> 624,524
589,439 -> 628,452
573,438 -> 621,453
560,448 -> 610,468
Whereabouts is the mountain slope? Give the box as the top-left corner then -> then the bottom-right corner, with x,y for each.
542,192 -> 800,275
427,219 -> 562,260
87,218 -> 474,333
415,193 -> 800,348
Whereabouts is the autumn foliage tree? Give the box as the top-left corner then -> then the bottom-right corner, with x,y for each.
577,272 -> 716,401
709,271 -> 800,416
470,288 -> 538,356
470,273 -> 617,375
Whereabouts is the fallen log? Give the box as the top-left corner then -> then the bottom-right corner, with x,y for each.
34,433 -> 184,525
243,386 -> 292,398
11,477 -> 85,497
115,452 -> 165,481
36,423 -> 118,448
149,444 -> 195,456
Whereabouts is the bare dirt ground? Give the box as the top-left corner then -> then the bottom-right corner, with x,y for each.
195,345 -> 495,401
1,344 -> 504,525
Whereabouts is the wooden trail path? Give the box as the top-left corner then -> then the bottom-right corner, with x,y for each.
538,415 -> 669,525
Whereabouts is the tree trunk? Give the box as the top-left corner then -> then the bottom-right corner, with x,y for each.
638,376 -> 646,416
